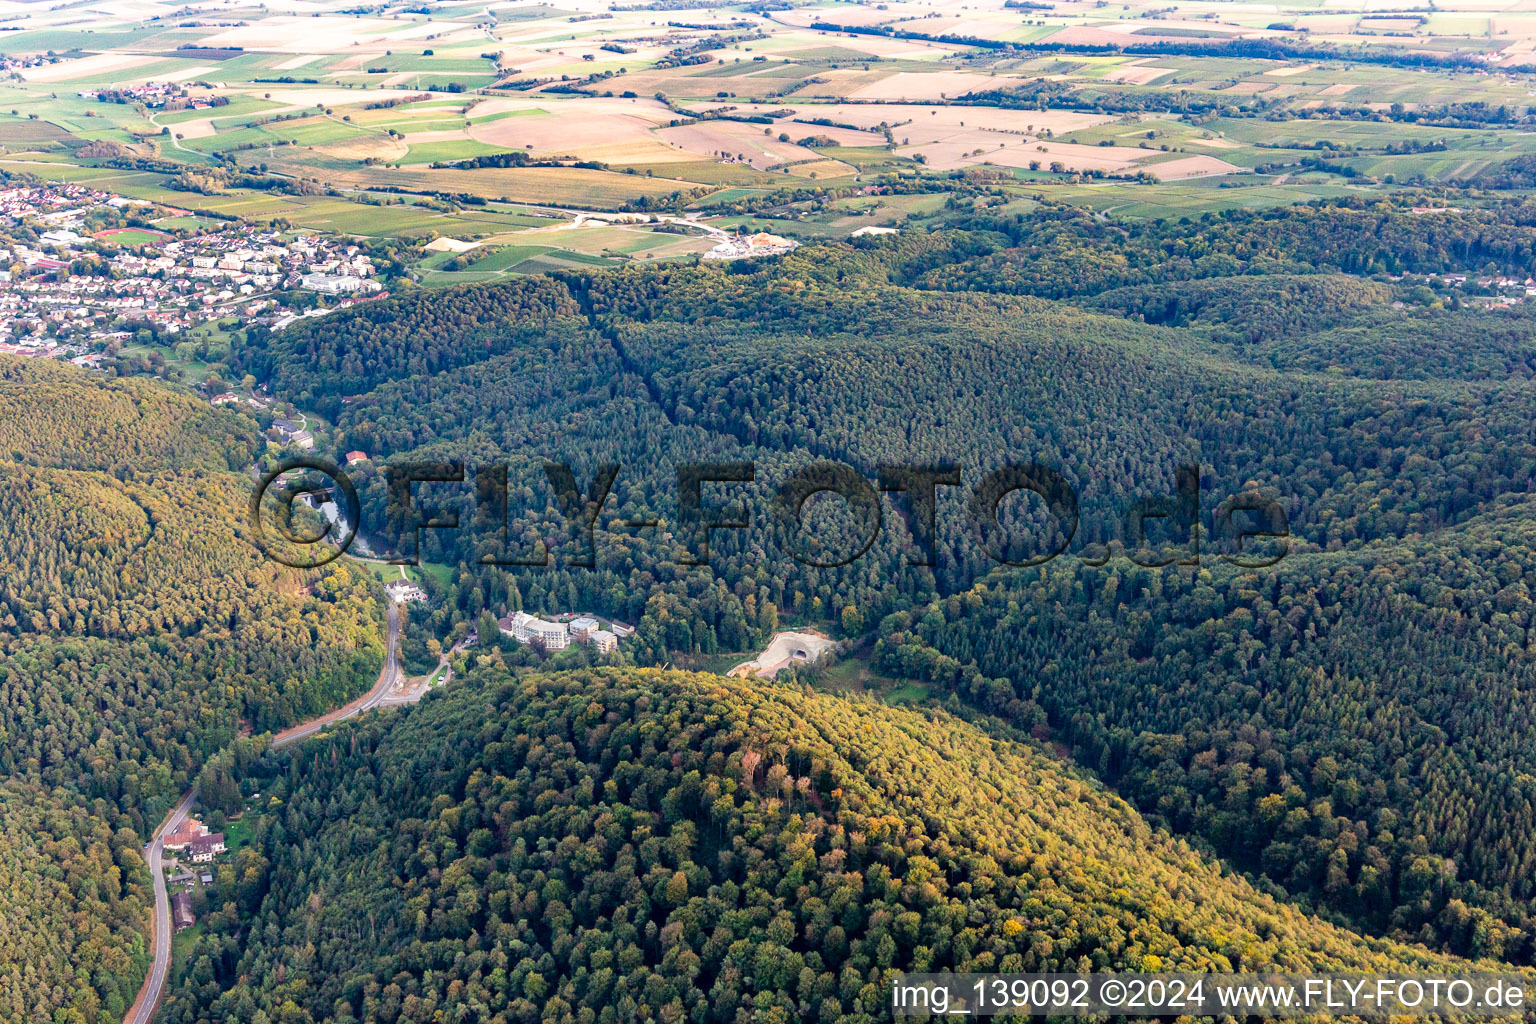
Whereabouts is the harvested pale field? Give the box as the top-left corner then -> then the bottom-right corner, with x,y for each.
141,64 -> 216,83
172,118 -> 217,140
300,162 -> 708,207
463,97 -> 553,119
844,70 -> 1034,101
974,140 -> 1150,173
1491,13 -> 1536,34
901,14 -> 1030,38
781,121 -> 886,146
200,16 -> 437,52
751,27 -> 955,58
1320,82 -> 1357,96
1099,62 -> 1172,84
245,87 -> 421,110
273,54 -> 326,71
468,98 -> 679,163
424,237 -> 481,253
401,128 -> 472,145
776,104 -> 1104,137
786,158 -> 857,178
23,52 -> 156,82
1222,81 -> 1276,94
318,136 -> 409,161
778,6 -> 900,27
1263,64 -> 1316,77
1044,20 -> 1258,46
660,120 -> 818,170
1190,136 -> 1240,149
697,104 -> 1108,163
1145,154 -> 1240,179
1292,14 -> 1365,32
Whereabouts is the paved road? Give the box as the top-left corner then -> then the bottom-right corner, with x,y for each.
123,602 -> 403,1023
271,603 -> 401,749
122,789 -> 196,1024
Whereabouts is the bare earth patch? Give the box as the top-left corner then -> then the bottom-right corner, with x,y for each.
729,631 -> 838,679
23,52 -> 155,82
1147,155 -> 1241,179
318,136 -> 409,161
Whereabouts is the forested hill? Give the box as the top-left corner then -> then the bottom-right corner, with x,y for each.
0,355 -> 256,471
206,198 -> 1536,980
233,202 -> 1536,676
875,494 -> 1536,964
0,356 -> 385,1024
162,666 -> 1487,1023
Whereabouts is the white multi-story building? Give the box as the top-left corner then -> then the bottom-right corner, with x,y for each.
499,611 -> 570,650
589,629 -> 618,654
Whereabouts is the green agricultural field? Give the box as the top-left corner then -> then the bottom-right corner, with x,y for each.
364,55 -> 496,73
0,25 -> 167,52
1032,178 -> 1372,217
465,244 -> 558,271
273,160 -> 711,208
614,160 -> 779,185
187,116 -> 370,153
691,187 -> 770,206
419,269 -> 507,286
156,98 -> 287,125
400,139 -> 508,165
0,119 -> 71,145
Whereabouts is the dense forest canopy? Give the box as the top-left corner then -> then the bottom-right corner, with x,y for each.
210,197 -> 1536,981
162,666 -> 1489,1024
20,195 -> 1536,1019
0,356 -> 385,1024
238,202 -> 1536,676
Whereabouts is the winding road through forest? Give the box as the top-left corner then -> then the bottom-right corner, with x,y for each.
123,602 -> 406,1024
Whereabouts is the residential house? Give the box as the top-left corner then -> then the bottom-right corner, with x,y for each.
163,818 -> 211,852
187,834 -> 226,863
385,579 -> 427,604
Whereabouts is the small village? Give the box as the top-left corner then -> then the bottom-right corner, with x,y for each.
161,817 -> 227,935
0,182 -> 388,359
78,81 -> 227,111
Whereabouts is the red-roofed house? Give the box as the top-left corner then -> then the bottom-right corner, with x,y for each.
162,818 -> 209,852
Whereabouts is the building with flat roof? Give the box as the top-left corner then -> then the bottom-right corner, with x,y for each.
499,611 -> 569,650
